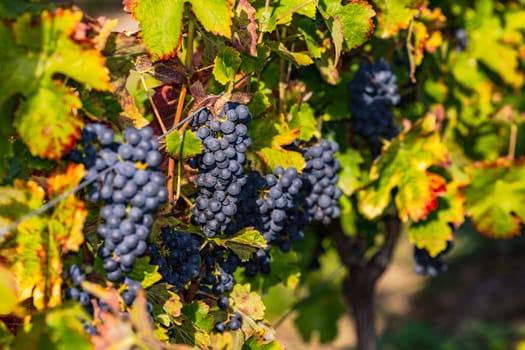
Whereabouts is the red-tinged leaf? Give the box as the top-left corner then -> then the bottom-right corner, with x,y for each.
396,172 -> 447,223
230,284 -> 265,321
2,165 -> 87,310
47,163 -> 87,252
0,9 -> 112,160
409,181 -> 465,257
374,0 -> 419,38
358,115 -> 449,221
188,0 -> 234,38
233,0 -> 258,56
14,81 -> 83,160
128,0 -> 184,61
462,158 -> 525,238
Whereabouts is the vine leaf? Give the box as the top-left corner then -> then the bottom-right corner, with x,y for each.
409,181 -> 465,257
358,115 -> 449,222
215,228 -> 267,261
230,284 -> 265,321
294,285 -> 345,343
0,265 -> 18,315
165,130 -> 203,160
250,115 -> 306,172
243,334 -> 285,349
374,0 -> 419,38
233,0 -> 258,56
126,0 -> 184,61
256,0 -> 316,33
128,256 -> 163,289
188,0 -> 234,38
289,103 -> 318,142
12,304 -> 92,349
336,148 -> 363,197
322,0 -> 375,51
467,2 -> 524,88
462,158 -> 525,238
0,9 -> 111,160
0,164 -> 87,310
213,46 -> 242,85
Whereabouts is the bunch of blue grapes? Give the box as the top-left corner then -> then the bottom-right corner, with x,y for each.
200,246 -> 239,296
73,123 -> 168,281
64,264 -> 146,335
453,28 -> 468,52
301,140 -> 343,225
188,103 -> 252,237
413,241 -> 453,276
348,59 -> 400,156
147,227 -> 202,289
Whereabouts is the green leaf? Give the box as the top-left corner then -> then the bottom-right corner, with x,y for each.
128,0 -> 184,61
374,0 -> 419,38
0,265 -> 17,315
128,256 -> 163,289
182,301 -> 215,332
463,158 -> 525,238
230,284 -> 265,321
249,115 -> 306,172
260,147 -> 306,173
336,148 -> 363,196
289,103 -> 318,142
322,0 -> 375,50
13,304 -> 92,350
242,335 -> 284,350
213,46 -> 242,85
188,0 -> 233,38
216,228 -> 267,261
165,130 -> 204,160
466,2 -> 524,88
256,0 -> 316,33
294,286 -> 345,343
269,41 -> 314,66
358,116 -> 449,222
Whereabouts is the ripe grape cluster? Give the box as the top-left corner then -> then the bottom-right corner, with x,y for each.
413,241 -> 453,276
188,103 -> 252,237
148,227 -> 202,289
348,59 -> 400,156
301,140 -> 343,225
453,28 -> 469,52
73,123 -> 167,281
200,245 -> 239,296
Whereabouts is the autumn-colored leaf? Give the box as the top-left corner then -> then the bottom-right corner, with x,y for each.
409,181 -> 465,257
374,0 -> 419,38
188,0 -> 234,38
233,0 -> 258,56
358,115 -> 449,222
462,157 -> 525,238
230,284 -> 265,321
0,9 -> 111,160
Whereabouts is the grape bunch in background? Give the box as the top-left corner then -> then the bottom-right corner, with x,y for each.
348,59 -> 400,157
72,123 -> 168,281
188,102 -> 252,237
413,241 -> 454,276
